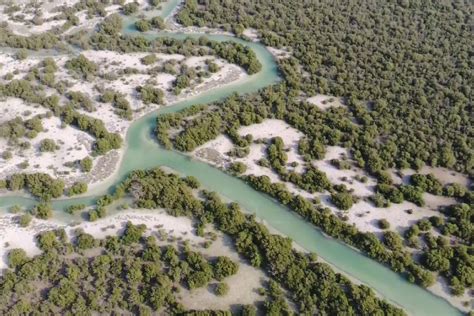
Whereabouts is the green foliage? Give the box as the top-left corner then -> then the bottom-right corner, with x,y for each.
122,2 -> 139,15
31,202 -> 53,219
0,115 -> 44,141
378,219 -> 390,230
2,151 -> 12,160
0,222 -> 240,314
135,19 -> 151,32
443,183 -> 466,199
39,138 -> 57,152
241,305 -> 257,316
94,132 -> 122,155
177,0 -> 473,175
183,176 -> 200,189
215,282 -> 229,296
206,60 -> 219,73
330,159 -> 351,170
330,192 -> 354,210
150,16 -> 165,29
65,54 -> 98,79
228,162 -> 247,174
68,182 -> 88,196
98,13 -> 123,36
267,137 -> 287,170
443,203 -> 473,243
6,173 -> 64,201
172,113 -> 222,151
410,174 -> 443,195
19,214 -> 32,227
9,204 -> 21,213
141,54 -> 157,65
423,250 -> 450,273
375,184 -> 404,204
75,232 -> 96,250
149,0 -> 163,7
121,221 -> 146,245
136,85 -> 164,105
15,49 -> 28,60
80,157 -> 93,172
85,30 -> 262,76
213,256 -> 239,281
400,185 -> 425,207
286,165 -> 331,193
243,173 -> 434,288
65,204 -> 86,214
66,91 -> 95,112
383,231 -> 403,251
8,249 -> 29,269
118,168 -> 405,314
0,27 -> 59,50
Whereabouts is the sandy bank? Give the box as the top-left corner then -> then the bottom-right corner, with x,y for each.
0,209 -> 202,270
0,49 -> 247,189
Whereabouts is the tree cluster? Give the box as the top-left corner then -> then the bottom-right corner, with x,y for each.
117,168 -> 405,315
0,222 -> 240,314
4,172 -> 64,201
177,0 -> 473,175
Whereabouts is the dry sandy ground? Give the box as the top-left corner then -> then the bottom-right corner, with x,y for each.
311,146 -> 460,234
0,208 -> 266,310
389,166 -> 470,187
307,94 -> 345,111
0,0 -> 150,36
242,28 -> 260,42
57,51 -> 245,137
242,28 -> 291,60
0,114 -> 94,183
178,232 -> 267,312
266,46 -> 292,60
0,0 -> 75,35
194,119 -> 305,175
0,209 -> 202,270
192,119 -> 464,235
0,50 -> 246,187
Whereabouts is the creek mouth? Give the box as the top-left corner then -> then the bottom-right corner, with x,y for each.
0,1 -> 464,315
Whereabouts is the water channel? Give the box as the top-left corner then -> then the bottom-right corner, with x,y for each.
0,2 -> 463,315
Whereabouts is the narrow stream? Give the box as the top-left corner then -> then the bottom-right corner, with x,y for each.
0,1 -> 463,315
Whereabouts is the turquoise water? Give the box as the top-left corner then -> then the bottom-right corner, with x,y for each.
0,1 -> 464,315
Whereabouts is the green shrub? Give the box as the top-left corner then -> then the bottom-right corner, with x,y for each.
215,282 -> 229,296
39,139 -> 57,152
228,162 -> 247,174
122,2 -> 139,15
80,157 -> 93,172
31,203 -> 53,219
378,219 -> 390,229
19,214 -> 32,227
135,19 -> 151,32
330,192 -> 353,210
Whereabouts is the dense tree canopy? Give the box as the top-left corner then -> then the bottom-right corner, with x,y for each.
114,168 -> 405,314
177,0 -> 473,175
0,223 -> 240,314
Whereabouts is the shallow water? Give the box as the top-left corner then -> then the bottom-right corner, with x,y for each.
0,1 -> 463,315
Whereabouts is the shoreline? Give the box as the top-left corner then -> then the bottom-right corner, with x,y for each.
0,1 -> 470,314
68,63 -> 249,194
186,121 -> 472,313
194,156 -> 471,313
0,55 -> 248,199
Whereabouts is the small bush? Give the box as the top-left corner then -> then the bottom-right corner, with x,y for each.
378,219 -> 390,229
215,282 -> 229,296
